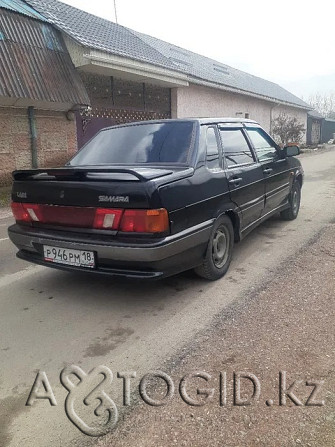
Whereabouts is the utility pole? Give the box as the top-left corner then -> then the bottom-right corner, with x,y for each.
113,0 -> 118,23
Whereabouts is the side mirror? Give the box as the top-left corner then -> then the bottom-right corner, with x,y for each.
283,144 -> 300,157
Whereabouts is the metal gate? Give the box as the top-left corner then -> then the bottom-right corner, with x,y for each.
311,120 -> 321,145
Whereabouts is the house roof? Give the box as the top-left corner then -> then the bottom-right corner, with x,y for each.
307,110 -> 324,119
0,0 -> 45,21
133,30 -> 309,109
0,7 -> 90,107
24,0 -> 177,70
24,0 -> 310,110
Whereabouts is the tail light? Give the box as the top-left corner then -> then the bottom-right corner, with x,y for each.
93,208 -> 123,230
11,203 -> 95,227
11,203 -> 169,234
120,209 -> 169,233
11,202 -> 41,223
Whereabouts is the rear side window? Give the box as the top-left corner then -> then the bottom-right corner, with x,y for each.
246,128 -> 278,162
220,129 -> 255,167
69,121 -> 195,165
206,127 -> 220,170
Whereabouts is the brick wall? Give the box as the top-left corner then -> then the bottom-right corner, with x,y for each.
0,107 -> 77,186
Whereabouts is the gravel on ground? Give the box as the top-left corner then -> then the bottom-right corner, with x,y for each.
99,222 -> 335,447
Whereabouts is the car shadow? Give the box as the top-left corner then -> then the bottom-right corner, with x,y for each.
29,213 -> 292,309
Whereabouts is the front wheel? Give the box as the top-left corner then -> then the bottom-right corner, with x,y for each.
194,215 -> 234,281
280,182 -> 301,220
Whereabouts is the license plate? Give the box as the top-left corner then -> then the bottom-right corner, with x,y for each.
43,245 -> 95,268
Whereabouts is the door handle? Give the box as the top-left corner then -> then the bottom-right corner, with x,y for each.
263,168 -> 273,175
229,177 -> 242,185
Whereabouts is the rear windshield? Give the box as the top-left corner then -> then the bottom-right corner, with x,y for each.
69,121 -> 196,166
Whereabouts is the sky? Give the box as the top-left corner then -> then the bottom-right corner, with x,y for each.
61,0 -> 335,99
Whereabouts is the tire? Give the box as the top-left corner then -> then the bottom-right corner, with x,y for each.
194,215 -> 234,280
280,181 -> 301,221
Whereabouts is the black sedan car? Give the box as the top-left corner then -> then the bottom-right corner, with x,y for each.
8,118 -> 303,280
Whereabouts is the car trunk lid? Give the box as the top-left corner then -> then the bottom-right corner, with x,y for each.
11,166 -> 175,209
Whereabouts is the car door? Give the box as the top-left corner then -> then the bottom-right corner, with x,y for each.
219,125 -> 265,232
245,126 -> 291,216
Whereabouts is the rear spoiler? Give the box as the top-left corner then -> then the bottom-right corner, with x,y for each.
12,167 -> 178,182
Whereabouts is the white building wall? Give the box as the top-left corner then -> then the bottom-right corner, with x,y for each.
171,84 -> 307,142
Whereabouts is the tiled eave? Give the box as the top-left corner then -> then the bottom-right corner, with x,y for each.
64,37 -> 189,88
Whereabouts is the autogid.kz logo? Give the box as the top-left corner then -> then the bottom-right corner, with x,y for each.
25,366 -> 325,437
61,365 -> 118,436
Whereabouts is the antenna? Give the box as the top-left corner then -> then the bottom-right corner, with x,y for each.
113,0 -> 118,23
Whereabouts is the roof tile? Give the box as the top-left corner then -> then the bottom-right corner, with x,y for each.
23,0 -> 310,109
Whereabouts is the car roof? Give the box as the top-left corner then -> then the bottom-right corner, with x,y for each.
99,118 -> 260,131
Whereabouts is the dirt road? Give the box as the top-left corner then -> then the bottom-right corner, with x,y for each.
101,221 -> 335,447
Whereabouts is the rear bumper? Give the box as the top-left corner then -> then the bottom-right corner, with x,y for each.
8,221 -> 213,279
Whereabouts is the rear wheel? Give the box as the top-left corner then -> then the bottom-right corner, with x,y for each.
194,215 -> 234,280
280,182 -> 301,220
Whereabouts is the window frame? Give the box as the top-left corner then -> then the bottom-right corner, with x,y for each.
218,126 -> 257,170
244,126 -> 281,163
